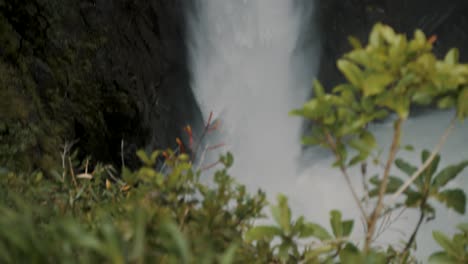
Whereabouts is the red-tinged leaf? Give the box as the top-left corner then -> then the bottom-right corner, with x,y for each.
176,137 -> 185,153
184,125 -> 194,148
428,35 -> 437,44
206,112 -> 213,127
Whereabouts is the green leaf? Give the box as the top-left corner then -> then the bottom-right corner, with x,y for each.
437,96 -> 456,109
342,220 -> 354,237
278,242 -> 291,261
380,24 -> 397,43
368,176 -> 404,197
362,73 -> 394,96
304,244 -> 335,261
386,176 -> 405,193
348,131 -> 376,162
245,226 -> 282,242
63,221 -> 103,252
330,210 -> 343,237
123,167 -> 137,185
313,79 -> 325,97
432,160 -> 468,188
337,59 -> 363,87
161,221 -> 190,264
395,158 -> 417,176
444,48 -> 460,65
457,222 -> 468,233
421,150 -> 440,182
348,36 -> 362,49
396,96 -> 411,119
405,191 -> 424,207
136,150 -> 152,166
436,189 -> 466,214
361,131 -> 377,148
339,243 -> 361,264
348,153 -> 367,166
404,145 -> 415,151
220,152 -> 234,168
299,223 -> 332,240
364,251 -> 387,264
458,87 -> 468,119
412,91 -> 433,105
432,231 -> 459,257
130,208 -> 146,261
219,244 -> 238,264
428,252 -> 457,264
271,194 -> 291,233
395,158 -> 426,189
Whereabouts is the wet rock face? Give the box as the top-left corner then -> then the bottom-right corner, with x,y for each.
316,0 -> 468,87
78,0 -> 202,165
0,0 -> 202,170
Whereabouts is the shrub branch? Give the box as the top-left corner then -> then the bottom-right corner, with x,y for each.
366,118 -> 403,251
325,132 -> 367,220
389,115 -> 457,203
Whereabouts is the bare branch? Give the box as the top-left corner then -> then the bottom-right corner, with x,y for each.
324,132 -> 367,220
389,116 -> 456,204
366,118 -> 403,251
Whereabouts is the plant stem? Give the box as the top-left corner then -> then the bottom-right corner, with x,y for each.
324,132 -> 367,220
389,116 -> 456,204
403,201 -> 426,254
68,156 -> 78,188
366,118 -> 402,251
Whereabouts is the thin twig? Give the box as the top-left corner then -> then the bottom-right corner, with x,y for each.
403,201 -> 426,254
374,206 -> 406,242
68,157 -> 78,188
196,145 -> 209,171
375,210 -> 392,240
200,161 -> 220,171
324,132 -> 367,220
366,118 -> 403,251
361,162 -> 370,209
121,139 -> 125,168
193,111 -> 214,160
206,143 -> 226,151
389,116 -> 456,204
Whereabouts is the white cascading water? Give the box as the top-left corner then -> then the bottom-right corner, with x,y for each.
186,0 -> 317,193
187,0 -> 468,259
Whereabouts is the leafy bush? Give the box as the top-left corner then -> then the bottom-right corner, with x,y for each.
0,151 -> 266,263
1,24 -> 467,263
289,23 -> 468,262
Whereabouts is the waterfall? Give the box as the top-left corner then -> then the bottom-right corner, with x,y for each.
186,0 -> 318,193
186,0 -> 468,259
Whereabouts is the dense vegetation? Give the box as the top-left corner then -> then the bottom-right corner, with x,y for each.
1,8 -> 467,264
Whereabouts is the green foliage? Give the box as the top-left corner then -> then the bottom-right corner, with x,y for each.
389,150 -> 468,214
291,23 -> 468,261
291,23 -> 468,168
244,197 -> 390,264
429,223 -> 468,264
1,22 -> 467,264
0,151 -> 267,263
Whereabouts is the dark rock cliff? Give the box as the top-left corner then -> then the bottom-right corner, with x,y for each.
78,0 -> 202,166
0,0 -> 201,170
